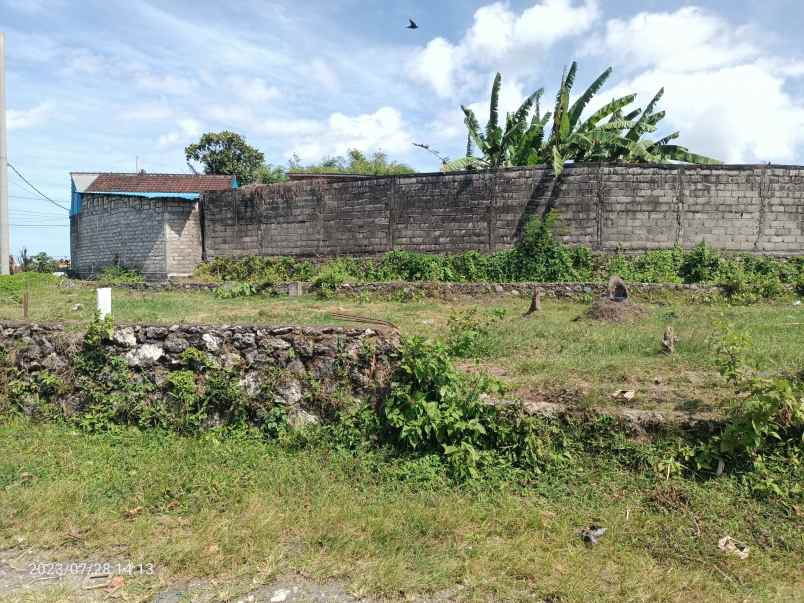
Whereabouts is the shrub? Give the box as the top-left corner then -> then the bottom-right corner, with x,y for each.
214,281 -> 257,299
0,273 -> 57,303
508,212 -> 579,281
689,326 -> 804,499
679,242 -> 724,283
97,265 -> 145,285
445,308 -> 505,358
311,263 -> 351,298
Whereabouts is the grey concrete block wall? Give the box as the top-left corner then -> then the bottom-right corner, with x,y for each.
70,195 -> 202,280
71,164 -> 804,281
202,164 -> 804,260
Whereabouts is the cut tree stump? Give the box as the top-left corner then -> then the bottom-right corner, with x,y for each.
523,289 -> 542,316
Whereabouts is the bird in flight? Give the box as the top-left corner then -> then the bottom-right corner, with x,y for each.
406,18 -> 418,29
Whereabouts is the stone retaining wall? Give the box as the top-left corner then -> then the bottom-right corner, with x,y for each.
86,279 -> 759,300
0,321 -> 399,429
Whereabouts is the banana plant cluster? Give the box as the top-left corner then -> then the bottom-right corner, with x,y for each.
446,62 -> 719,175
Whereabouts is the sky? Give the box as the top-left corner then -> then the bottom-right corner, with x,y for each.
3,0 -> 804,258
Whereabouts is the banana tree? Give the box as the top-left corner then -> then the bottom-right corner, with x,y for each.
447,73 -> 544,171
445,62 -> 719,174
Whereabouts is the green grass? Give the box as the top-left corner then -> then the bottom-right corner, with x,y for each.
1,281 -> 801,414
1,419 -> 801,602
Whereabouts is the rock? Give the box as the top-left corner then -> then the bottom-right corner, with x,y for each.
261,336 -> 291,350
275,379 -> 303,405
243,349 -> 259,366
286,408 -> 320,430
202,333 -> 221,352
494,284 -> 505,294
240,372 -> 261,397
42,352 -> 67,371
113,327 -> 137,348
126,344 -> 164,367
164,335 -> 189,353
287,359 -> 306,377
309,357 -> 335,379
233,332 -> 256,348
145,326 -> 168,339
608,275 -> 628,301
221,352 -> 242,370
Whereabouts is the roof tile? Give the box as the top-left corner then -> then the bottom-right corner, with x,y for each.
82,173 -> 234,193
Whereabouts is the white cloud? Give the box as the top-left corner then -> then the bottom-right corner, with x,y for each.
410,38 -> 459,98
589,6 -> 804,163
409,1 -> 599,98
229,77 -> 280,103
304,59 -> 340,92
157,118 -> 203,148
606,66 -> 804,163
8,103 -> 52,130
598,7 -> 758,73
137,73 -> 198,95
122,103 -> 175,121
286,107 -> 413,161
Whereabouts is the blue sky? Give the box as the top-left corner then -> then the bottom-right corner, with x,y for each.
3,0 -> 804,257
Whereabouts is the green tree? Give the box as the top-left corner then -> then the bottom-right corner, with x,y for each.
254,163 -> 288,184
185,131 -> 266,185
290,149 -> 415,176
447,63 -> 719,175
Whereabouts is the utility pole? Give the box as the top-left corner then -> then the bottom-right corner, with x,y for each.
0,32 -> 9,275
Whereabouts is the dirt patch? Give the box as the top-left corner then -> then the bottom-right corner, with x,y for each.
583,299 -> 648,323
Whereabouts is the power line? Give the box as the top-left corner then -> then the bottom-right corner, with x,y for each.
10,193 -> 70,204
6,162 -> 69,212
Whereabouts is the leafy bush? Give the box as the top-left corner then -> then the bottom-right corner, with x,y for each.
195,256 -> 314,283
193,224 -> 800,299
379,337 -> 564,480
311,263 -> 351,298
446,308 -> 505,358
688,326 -> 804,499
214,281 -> 257,299
97,265 -> 145,285
507,212 -> 580,281
0,273 -> 58,303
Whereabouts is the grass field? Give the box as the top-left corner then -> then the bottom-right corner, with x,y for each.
0,276 -> 802,601
1,419 -> 802,602
1,276 -> 802,415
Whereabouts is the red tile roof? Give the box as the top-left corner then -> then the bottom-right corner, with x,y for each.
81,173 -> 234,193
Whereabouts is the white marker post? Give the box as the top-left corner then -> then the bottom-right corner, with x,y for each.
96,287 -> 111,319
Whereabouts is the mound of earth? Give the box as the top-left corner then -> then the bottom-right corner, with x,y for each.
584,298 -> 647,323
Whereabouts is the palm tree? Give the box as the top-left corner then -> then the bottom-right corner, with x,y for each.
445,62 -> 719,174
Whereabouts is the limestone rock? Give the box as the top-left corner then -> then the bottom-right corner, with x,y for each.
164,334 -> 189,353
202,333 -> 221,352
287,408 -> 320,430
275,379 -> 303,405
261,336 -> 291,351
42,352 -> 67,372
126,344 -> 164,367
145,326 -> 168,339
221,352 -> 242,370
113,327 -> 137,348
